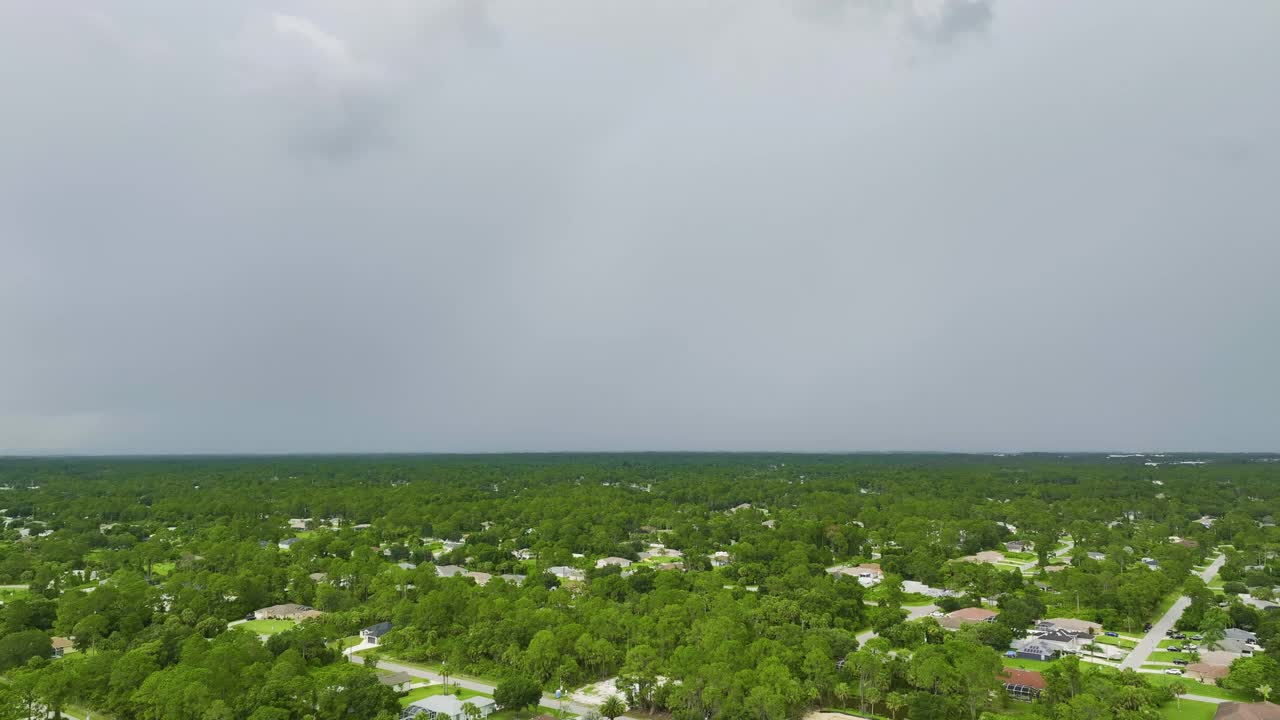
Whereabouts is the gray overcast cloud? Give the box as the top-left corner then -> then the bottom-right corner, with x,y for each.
2,0 -> 1278,454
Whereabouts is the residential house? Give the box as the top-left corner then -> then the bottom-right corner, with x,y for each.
595,557 -> 632,569
378,671 -> 413,693
278,538 -> 300,550
1226,628 -> 1258,644
398,562 -> 418,571
1042,618 -> 1101,637
1215,703 -> 1280,720
51,637 -> 75,658
939,607 -> 999,629
548,566 -> 586,582
464,571 -> 492,586
1009,639 -> 1056,662
500,574 -> 527,584
959,551 -> 1006,565
1005,541 -> 1029,553
434,565 -> 465,578
709,551 -> 732,568
361,622 -> 393,645
512,549 -> 536,561
638,545 -> 684,562
308,572 -> 328,582
288,518 -> 310,530
402,694 -> 496,720
1175,538 -> 1200,550
253,603 -> 323,621
1001,669 -> 1046,701
1186,663 -> 1231,684
1087,552 -> 1106,561
1213,638 -> 1256,654
902,580 -> 958,598
1140,557 -> 1160,569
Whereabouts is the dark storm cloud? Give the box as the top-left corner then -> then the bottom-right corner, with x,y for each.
1,0 -> 1278,453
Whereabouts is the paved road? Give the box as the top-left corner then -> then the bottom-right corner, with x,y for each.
1121,554 -> 1226,671
346,643 -> 619,718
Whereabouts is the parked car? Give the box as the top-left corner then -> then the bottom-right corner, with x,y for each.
1168,646 -> 1182,652
1173,659 -> 1190,666
1105,631 -> 1119,637
1165,668 -> 1184,675
1185,644 -> 1198,650
244,612 -> 256,621
1144,623 -> 1153,631
1191,635 -> 1203,641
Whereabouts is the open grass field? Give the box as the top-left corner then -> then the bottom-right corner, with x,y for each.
1095,635 -> 1138,649
1160,700 -> 1219,720
1002,657 -> 1054,671
1143,675 -> 1252,701
238,619 -> 296,635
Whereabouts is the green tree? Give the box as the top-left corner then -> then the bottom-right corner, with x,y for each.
0,630 -> 51,670
494,676 -> 542,717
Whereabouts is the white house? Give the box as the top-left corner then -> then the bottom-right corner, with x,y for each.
548,566 -> 586,582
595,557 -> 632,569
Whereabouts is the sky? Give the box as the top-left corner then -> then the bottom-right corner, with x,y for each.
1,0 -> 1278,454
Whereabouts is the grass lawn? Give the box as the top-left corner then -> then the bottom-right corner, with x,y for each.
238,619 -> 296,635
1160,699 -> 1219,720
0,587 -> 30,603
1095,635 -> 1137,649
1004,551 -> 1037,562
398,684 -> 486,708
331,635 -> 362,650
1150,651 -> 1195,663
1002,657 -> 1054,671
1149,592 -> 1182,623
1144,675 -> 1252,701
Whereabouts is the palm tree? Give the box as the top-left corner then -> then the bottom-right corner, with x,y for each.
834,683 -> 851,709
1169,681 -> 1186,709
600,695 -> 627,720
886,691 -> 908,720
462,702 -> 481,720
1258,685 -> 1272,702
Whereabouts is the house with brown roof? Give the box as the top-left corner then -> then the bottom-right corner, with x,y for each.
1000,668 -> 1046,701
1186,663 -> 1230,683
939,607 -> 999,629
1215,703 -> 1280,720
51,636 -> 75,658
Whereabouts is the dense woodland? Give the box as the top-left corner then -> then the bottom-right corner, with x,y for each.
0,453 -> 1279,720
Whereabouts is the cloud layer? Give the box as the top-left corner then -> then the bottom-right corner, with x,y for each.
2,0 -> 1278,453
